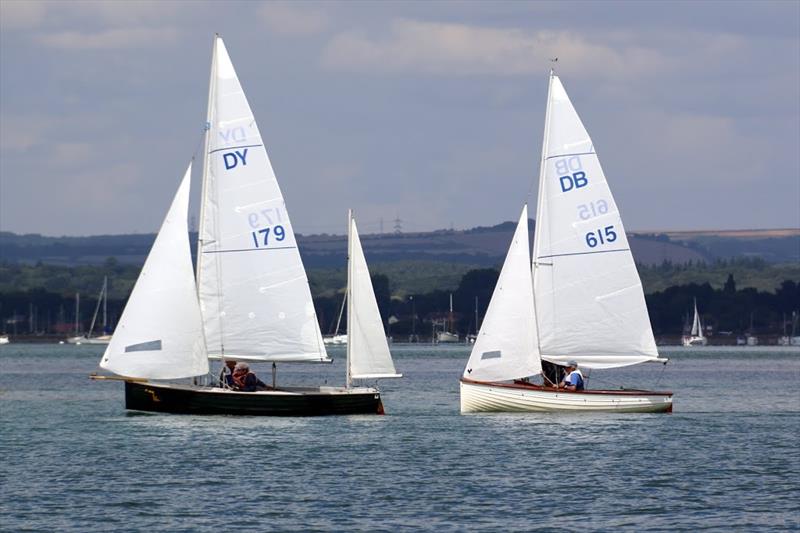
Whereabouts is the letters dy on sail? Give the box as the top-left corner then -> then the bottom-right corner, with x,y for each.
196,37 -> 328,363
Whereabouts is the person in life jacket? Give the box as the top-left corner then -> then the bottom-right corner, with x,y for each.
558,361 -> 585,391
231,362 -> 269,392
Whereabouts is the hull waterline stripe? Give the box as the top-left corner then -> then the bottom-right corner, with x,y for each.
202,246 -> 297,254
208,144 -> 264,154
545,151 -> 597,160
537,248 -> 630,260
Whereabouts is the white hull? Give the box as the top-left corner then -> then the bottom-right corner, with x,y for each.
0,335 -> 8,345
323,334 -> 348,346
460,379 -> 673,414
436,331 -> 459,343
681,335 -> 707,347
66,335 -> 112,345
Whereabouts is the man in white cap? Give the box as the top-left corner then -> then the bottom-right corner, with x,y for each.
558,361 -> 584,391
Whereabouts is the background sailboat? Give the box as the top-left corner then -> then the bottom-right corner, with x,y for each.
323,293 -> 348,345
461,71 -> 672,413
94,35 -> 397,415
66,278 -> 112,345
682,298 -> 708,346
435,294 -> 459,343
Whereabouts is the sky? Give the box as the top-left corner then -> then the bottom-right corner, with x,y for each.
1,0 -> 798,237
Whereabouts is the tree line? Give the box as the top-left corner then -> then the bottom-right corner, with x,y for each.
2,263 -> 797,342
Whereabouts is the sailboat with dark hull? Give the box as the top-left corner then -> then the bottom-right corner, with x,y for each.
96,36 -> 399,416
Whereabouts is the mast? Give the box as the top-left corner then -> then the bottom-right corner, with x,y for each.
449,293 -> 454,332
102,276 -> 107,331
530,69 -> 555,357
333,292 -> 347,335
88,281 -> 104,339
74,292 -> 80,336
196,34 -> 221,358
474,296 -> 479,333
346,209 -> 354,389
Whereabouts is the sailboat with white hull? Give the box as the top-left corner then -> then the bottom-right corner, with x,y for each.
95,35 -> 399,415
67,276 -> 112,345
460,72 -> 672,413
681,298 -> 708,346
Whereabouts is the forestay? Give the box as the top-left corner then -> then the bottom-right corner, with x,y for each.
347,213 -> 401,383
196,36 -> 328,362
101,165 -> 208,379
532,73 -> 660,369
464,206 -> 541,381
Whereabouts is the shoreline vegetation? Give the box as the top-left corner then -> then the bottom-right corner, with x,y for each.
1,258 -> 797,343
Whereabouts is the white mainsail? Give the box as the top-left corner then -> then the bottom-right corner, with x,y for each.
196,36 -> 328,362
346,211 -> 401,385
464,206 -> 541,382
690,299 -> 704,338
100,165 -> 208,379
532,73 -> 660,369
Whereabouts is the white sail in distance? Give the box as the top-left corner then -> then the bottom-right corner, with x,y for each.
196,36 -> 328,362
464,206 -> 541,382
347,212 -> 401,385
691,299 -> 704,338
532,73 -> 661,369
100,165 -> 208,379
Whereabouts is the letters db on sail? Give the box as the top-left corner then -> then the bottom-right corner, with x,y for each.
554,155 -> 588,193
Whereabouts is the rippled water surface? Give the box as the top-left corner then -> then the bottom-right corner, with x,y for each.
1,344 -> 798,531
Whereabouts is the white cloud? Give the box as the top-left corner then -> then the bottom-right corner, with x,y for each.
0,114 -> 59,152
0,0 -> 182,31
36,26 -> 180,50
321,19 -> 672,78
0,0 -> 47,30
258,2 -> 329,36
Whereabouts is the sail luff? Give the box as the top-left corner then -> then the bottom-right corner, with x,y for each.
531,70 -> 555,356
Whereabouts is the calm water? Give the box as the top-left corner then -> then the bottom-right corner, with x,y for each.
1,344 -> 798,531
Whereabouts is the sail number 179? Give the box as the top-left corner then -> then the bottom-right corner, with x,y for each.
251,226 -> 286,248
585,225 -> 617,248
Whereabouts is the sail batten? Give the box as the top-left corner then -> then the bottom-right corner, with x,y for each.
196,36 -> 328,362
531,74 -> 658,365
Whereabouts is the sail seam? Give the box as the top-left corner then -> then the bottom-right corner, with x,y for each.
537,248 -> 629,259
208,143 -> 264,154
545,151 -> 596,160
202,246 -> 297,254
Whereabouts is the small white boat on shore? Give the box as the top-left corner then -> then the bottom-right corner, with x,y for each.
0,335 -> 9,345
460,71 -> 672,414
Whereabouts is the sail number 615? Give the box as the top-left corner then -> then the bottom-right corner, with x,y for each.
577,199 -> 608,220
585,225 -> 617,248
